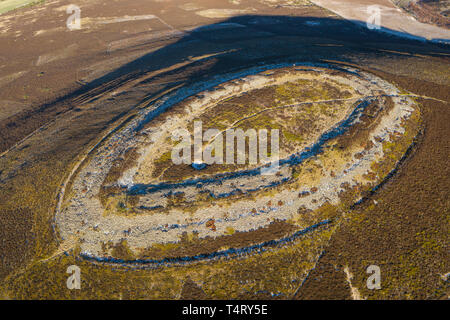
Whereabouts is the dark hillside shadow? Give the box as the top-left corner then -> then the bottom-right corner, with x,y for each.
57,14 -> 450,105
1,14 -> 449,154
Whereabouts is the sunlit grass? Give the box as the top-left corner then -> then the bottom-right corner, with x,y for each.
0,0 -> 44,15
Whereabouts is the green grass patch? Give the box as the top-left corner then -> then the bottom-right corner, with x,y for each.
0,0 -> 45,15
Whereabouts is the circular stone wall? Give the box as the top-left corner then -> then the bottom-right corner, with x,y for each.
56,63 -> 421,264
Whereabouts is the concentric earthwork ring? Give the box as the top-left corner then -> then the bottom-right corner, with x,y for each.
56,62 -> 421,266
